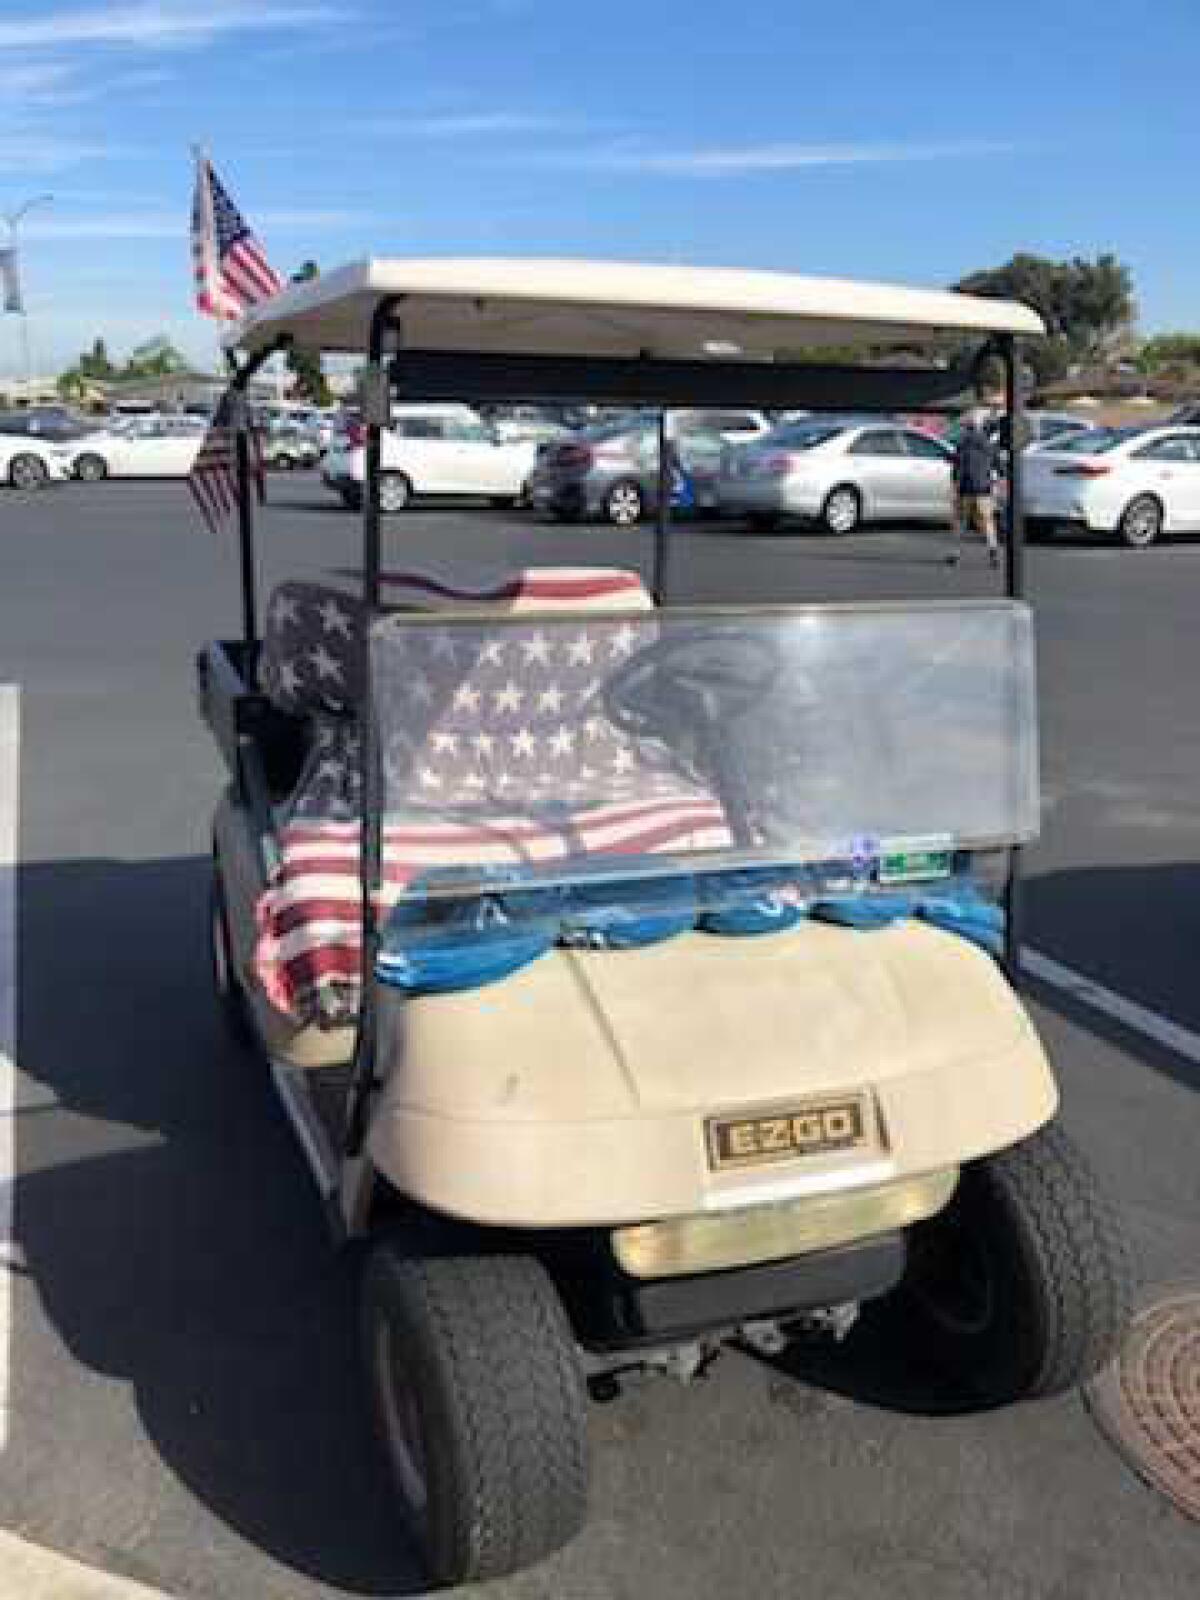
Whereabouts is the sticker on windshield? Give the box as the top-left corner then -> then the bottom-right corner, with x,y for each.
878,836 -> 955,886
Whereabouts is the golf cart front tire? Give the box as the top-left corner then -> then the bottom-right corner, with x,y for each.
900,1122 -> 1134,1406
362,1244 -> 589,1586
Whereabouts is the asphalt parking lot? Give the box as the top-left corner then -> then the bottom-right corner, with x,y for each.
1,474 -> 1198,1599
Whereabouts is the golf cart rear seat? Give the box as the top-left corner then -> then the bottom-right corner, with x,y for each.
237,566 -> 667,1061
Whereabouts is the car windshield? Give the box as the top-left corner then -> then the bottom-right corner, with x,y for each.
366,602 -> 1038,905
1045,427 -> 1140,454
581,413 -> 654,443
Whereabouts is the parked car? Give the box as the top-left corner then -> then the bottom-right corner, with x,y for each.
262,427 -> 322,471
673,408 -> 773,445
1023,424 -> 1200,546
0,405 -> 99,444
1,429 -> 72,489
487,406 -> 571,447
68,416 -> 204,480
718,418 -> 954,532
529,413 -> 729,525
322,404 -> 539,511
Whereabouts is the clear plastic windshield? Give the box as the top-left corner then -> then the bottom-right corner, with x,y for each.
367,601 -> 1039,903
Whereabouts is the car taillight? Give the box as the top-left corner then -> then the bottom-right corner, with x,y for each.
1054,461 -> 1111,477
344,421 -> 367,449
757,453 -> 794,477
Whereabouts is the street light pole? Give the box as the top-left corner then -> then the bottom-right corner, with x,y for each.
3,193 -> 53,398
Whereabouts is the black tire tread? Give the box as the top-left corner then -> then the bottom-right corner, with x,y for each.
363,1247 -> 588,1585
978,1122 -> 1135,1398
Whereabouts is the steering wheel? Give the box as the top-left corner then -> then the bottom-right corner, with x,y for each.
604,629 -> 781,740
603,629 -> 783,844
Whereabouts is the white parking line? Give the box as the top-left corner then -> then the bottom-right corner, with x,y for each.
0,686 -> 18,1454
1026,945 -> 1200,1069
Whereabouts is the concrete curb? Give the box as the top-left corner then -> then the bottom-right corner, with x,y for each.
0,1532 -> 172,1598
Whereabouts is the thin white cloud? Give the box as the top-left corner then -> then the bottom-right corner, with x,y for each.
0,60 -> 174,107
22,208 -> 365,239
530,139 -> 1021,177
365,110 -> 572,139
0,1 -> 350,52
0,134 -> 121,172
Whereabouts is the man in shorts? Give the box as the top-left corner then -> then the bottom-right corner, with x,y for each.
947,410 -> 1000,569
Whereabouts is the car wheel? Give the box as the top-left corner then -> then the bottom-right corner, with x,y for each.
74,452 -> 108,483
1117,494 -> 1162,548
821,484 -> 861,534
210,864 -> 254,1047
897,1122 -> 1134,1407
9,453 -> 48,491
362,1244 -> 589,1585
339,486 -> 363,512
604,480 -> 644,527
273,453 -> 295,472
379,473 -> 413,513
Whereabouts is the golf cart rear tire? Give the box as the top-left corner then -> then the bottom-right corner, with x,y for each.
821,484 -> 861,534
362,1245 -> 589,1585
74,453 -> 108,483
901,1122 -> 1134,1406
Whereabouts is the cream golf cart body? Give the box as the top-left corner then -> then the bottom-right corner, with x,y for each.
199,259 -> 1130,1588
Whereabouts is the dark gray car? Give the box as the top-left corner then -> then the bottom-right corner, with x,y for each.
530,413 -> 728,525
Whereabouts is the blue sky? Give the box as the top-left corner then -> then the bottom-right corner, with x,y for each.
1,0 -> 1197,375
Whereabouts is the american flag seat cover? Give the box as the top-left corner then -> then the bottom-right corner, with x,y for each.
254,569 -> 732,1025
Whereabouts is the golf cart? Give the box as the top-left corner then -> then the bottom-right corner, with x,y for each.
198,259 -> 1132,1587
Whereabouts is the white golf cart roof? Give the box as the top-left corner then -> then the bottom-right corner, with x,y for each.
233,257 -> 1044,360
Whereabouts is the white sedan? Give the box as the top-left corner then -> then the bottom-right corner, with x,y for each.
69,417 -> 205,481
1023,425 -> 1200,546
1,431 -> 71,490
323,404 -> 539,511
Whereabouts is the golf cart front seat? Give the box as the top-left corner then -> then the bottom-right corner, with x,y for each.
223,566 -> 662,1066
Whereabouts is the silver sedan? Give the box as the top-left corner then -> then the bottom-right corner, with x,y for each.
719,419 -> 955,532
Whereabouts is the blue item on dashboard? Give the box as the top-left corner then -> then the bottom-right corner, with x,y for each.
698,867 -> 806,936
558,875 -> 698,949
377,878 -> 558,994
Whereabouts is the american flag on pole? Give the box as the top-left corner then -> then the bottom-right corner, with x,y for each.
187,393 -> 267,537
192,151 -> 283,320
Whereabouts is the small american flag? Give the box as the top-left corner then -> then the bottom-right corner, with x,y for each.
187,394 -> 266,537
192,151 -> 283,320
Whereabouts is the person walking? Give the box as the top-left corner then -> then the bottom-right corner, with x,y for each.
947,409 -> 1000,569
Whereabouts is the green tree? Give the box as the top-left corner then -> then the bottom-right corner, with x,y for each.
954,253 -> 1136,383
124,336 -> 189,379
1138,333 -> 1200,373
284,260 -> 333,405
79,337 -> 114,380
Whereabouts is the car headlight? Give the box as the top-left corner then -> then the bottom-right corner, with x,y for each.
612,1167 -> 959,1279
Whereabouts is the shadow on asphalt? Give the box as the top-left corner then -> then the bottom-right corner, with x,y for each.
14,854 -> 424,1596
1026,863 -> 1200,1094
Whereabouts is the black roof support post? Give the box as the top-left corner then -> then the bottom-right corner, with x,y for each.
223,335 -> 290,659
348,295 -> 402,1159
653,409 -> 672,603
1001,331 -> 1026,984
